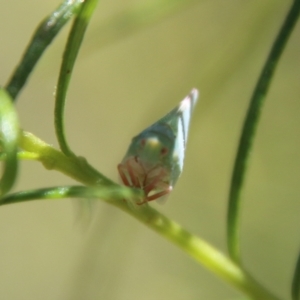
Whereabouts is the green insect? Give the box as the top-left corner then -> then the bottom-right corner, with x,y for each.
118,89 -> 198,204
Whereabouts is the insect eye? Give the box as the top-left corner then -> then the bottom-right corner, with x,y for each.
160,147 -> 168,156
140,139 -> 146,147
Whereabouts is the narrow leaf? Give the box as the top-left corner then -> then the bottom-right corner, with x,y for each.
0,89 -> 19,199
227,0 -> 300,262
5,0 -> 83,100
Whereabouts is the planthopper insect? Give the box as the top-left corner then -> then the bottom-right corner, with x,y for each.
118,89 -> 199,204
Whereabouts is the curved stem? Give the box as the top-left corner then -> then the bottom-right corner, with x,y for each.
54,0 -> 100,156
0,89 -> 19,199
227,0 -> 300,262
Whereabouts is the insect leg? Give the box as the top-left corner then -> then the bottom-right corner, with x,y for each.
144,175 -> 162,194
137,185 -> 173,204
143,167 -> 167,194
117,164 -> 131,186
147,186 -> 172,201
126,159 -> 140,188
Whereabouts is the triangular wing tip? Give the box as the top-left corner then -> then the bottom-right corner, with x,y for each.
183,88 -> 199,110
178,88 -> 199,113
190,88 -> 199,103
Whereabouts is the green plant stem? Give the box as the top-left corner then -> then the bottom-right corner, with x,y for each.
127,205 -> 281,300
55,0 -> 100,156
0,186 -> 139,207
0,183 -> 281,300
19,131 -> 116,188
5,0 -> 83,100
0,89 -> 19,198
227,0 -> 300,262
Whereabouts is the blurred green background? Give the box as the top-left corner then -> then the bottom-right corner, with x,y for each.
1,0 -> 300,299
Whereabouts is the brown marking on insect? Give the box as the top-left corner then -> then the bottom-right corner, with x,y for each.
160,147 -> 168,156
140,139 -> 146,147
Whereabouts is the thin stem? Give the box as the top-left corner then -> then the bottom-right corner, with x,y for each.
54,0 -> 100,156
0,89 -> 19,199
227,0 -> 300,262
0,186 -> 139,207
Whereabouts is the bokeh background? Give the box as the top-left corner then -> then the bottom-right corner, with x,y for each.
1,0 -> 300,299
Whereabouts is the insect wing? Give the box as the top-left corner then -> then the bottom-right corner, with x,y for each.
160,88 -> 198,184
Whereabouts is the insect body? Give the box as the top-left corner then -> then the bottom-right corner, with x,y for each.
118,89 -> 198,204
